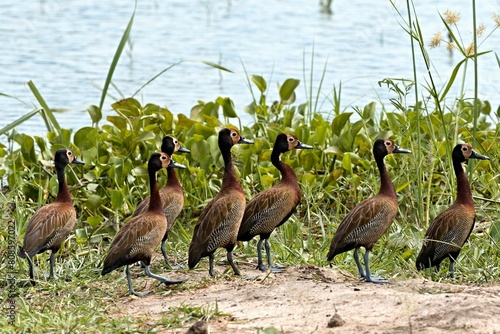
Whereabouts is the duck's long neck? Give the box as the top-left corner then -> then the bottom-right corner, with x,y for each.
54,165 -> 72,203
148,169 -> 163,213
454,159 -> 473,205
376,155 -> 396,198
272,149 -> 297,185
166,167 -> 180,188
221,146 -> 243,192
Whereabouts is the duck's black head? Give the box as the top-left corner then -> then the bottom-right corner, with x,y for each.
54,148 -> 84,170
161,136 -> 190,156
373,138 -> 411,159
452,143 -> 489,163
218,128 -> 253,150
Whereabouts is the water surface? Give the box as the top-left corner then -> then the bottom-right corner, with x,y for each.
1,0 -> 499,135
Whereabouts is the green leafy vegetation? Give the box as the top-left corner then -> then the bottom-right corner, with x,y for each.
1,1 -> 499,332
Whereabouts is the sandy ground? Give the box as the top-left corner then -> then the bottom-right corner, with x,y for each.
113,263 -> 500,334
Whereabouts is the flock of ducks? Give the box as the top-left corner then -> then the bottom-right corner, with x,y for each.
18,128 -> 490,295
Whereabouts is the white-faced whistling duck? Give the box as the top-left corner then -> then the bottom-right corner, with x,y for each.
327,139 -> 411,283
131,136 -> 190,267
188,128 -> 253,276
18,148 -> 84,282
101,152 -> 187,296
238,133 -> 312,272
416,143 -> 489,278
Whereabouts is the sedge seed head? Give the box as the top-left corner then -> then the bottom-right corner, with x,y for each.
430,31 -> 443,48
443,9 -> 461,25
465,43 -> 475,56
493,13 -> 500,27
476,24 -> 486,37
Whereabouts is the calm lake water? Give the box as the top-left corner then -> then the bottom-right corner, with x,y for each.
1,0 -> 499,136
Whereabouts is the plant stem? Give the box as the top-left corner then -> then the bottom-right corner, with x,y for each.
406,0 -> 423,226
470,0 -> 478,177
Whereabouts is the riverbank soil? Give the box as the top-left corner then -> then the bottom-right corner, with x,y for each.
113,263 -> 500,333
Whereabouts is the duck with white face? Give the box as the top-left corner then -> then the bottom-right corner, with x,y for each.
19,148 -> 84,283
416,143 -> 490,278
327,138 -> 411,284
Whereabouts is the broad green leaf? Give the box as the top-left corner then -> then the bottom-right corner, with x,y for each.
331,112 -> 352,136
338,130 -> 353,152
244,102 -> 257,115
21,137 -> 37,164
112,97 -> 142,117
86,105 -> 102,124
49,174 -> 59,197
283,108 -> 295,128
342,152 -> 352,174
362,102 -> 376,120
192,123 -> 216,139
401,248 -> 414,261
74,228 -> 88,244
60,129 -> 73,148
14,134 -> 37,163
34,136 -> 48,158
279,78 -> 300,102
216,97 -> 238,118
86,194 -> 104,212
74,127 -> 99,150
250,75 -> 267,93
177,114 -> 198,131
136,131 -> 155,143
87,215 -> 103,229
324,145 -> 343,155
261,174 -> 276,188
480,100 -> 491,115
191,140 -> 211,161
386,112 -> 401,130
107,115 -> 128,131
110,189 -> 124,211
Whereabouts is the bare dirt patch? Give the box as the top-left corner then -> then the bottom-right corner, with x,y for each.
112,263 -> 500,333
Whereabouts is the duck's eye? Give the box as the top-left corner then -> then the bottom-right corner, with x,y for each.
288,137 -> 294,142
385,141 -> 391,146
462,146 -> 468,152
231,132 -> 237,137
67,151 -> 73,156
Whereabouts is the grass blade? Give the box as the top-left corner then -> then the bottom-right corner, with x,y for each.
439,58 -> 466,102
27,80 -> 60,133
201,61 -> 233,73
0,92 -> 32,107
132,61 -> 182,97
98,1 -> 137,112
0,108 -> 43,136
132,60 -> 233,97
